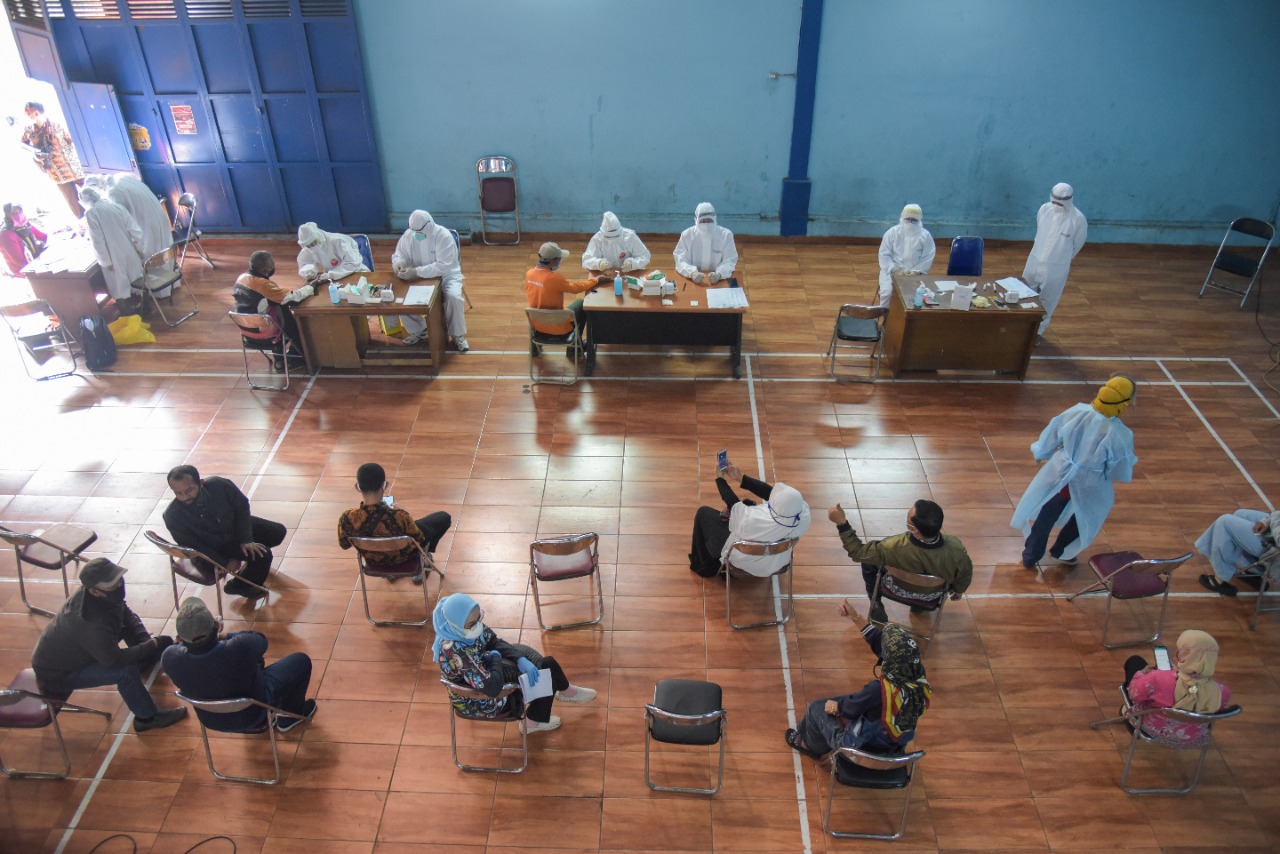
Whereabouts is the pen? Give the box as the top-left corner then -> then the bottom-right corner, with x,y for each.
682,282 -> 687,292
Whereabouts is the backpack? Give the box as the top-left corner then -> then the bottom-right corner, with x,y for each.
80,316 -> 117,372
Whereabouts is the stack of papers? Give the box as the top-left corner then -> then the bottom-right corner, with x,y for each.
404,284 -> 436,306
934,280 -> 959,292
996,277 -> 1037,300
707,288 -> 749,309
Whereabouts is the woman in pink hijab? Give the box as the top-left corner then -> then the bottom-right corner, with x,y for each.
1123,629 -> 1231,743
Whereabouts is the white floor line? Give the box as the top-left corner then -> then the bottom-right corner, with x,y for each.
244,373 -> 318,499
1226,360 -> 1280,421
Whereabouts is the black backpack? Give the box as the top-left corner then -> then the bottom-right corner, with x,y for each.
80,316 -> 117,372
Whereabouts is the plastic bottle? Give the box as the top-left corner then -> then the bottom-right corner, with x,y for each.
328,282 -> 340,304
614,271 -> 624,297
914,283 -> 927,308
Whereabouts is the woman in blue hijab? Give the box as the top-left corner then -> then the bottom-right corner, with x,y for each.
434,592 -> 596,733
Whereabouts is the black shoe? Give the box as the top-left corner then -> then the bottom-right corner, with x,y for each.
277,699 -> 318,733
225,578 -> 267,599
566,344 -> 583,360
135,706 -> 188,732
1198,574 -> 1237,597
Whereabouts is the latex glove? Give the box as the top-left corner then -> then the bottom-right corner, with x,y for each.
299,264 -> 319,280
622,259 -> 642,272
709,272 -> 722,284
516,657 -> 539,686
394,265 -> 412,279
415,266 -> 432,279
692,272 -> 706,285
154,635 -> 175,653
595,259 -> 612,272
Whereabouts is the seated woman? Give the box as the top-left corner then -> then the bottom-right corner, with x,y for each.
689,460 -> 810,578
1123,629 -> 1231,743
786,599 -> 932,759
0,202 -> 47,276
433,592 -> 596,734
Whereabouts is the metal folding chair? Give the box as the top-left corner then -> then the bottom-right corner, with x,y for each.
823,747 -> 925,839
439,677 -> 527,773
644,679 -> 727,795
145,530 -> 271,621
526,308 -> 580,386
0,299 -> 78,380
529,532 -> 603,630
171,192 -> 215,270
870,565 -> 952,657
349,535 -> 443,627
722,537 -> 796,629
0,523 -> 97,617
1198,217 -> 1273,307
228,311 -> 294,391
0,669 -> 111,779
826,303 -> 885,382
476,155 -> 520,245
177,693 -> 307,785
1066,551 -> 1191,648
1247,545 -> 1280,631
136,245 -> 198,326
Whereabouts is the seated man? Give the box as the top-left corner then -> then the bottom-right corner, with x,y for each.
296,221 -> 369,281
32,558 -> 187,732
525,242 -> 608,357
232,250 -> 312,368
582,211 -> 650,273
1196,508 -> 1280,596
338,462 -> 453,582
673,202 -> 738,284
877,203 -> 936,307
163,464 -> 287,598
690,460 -> 811,578
392,209 -> 468,351
162,597 -> 316,732
829,500 -> 971,623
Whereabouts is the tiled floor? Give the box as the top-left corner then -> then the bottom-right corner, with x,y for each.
2,234 -> 1279,853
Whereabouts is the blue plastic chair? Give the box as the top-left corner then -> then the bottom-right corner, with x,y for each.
353,234 -> 374,271
946,236 -> 984,276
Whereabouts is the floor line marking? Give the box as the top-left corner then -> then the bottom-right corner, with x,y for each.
1226,359 -> 1280,421
245,373 -> 318,499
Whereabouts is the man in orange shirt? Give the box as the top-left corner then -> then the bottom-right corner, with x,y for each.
525,242 -> 608,355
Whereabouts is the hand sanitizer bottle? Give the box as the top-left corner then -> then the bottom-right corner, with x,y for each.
614,271 -> 624,297
914,283 -> 927,308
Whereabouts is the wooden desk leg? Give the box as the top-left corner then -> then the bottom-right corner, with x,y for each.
731,316 -> 743,379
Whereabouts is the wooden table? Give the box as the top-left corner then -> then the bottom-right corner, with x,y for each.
581,271 -> 747,378
20,235 -> 108,339
882,273 -> 1045,380
291,273 -> 446,374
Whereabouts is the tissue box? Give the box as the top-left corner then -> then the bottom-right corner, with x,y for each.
642,282 -> 661,296
646,270 -> 666,281
627,277 -> 643,291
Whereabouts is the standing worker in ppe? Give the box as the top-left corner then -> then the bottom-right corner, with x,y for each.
79,185 -> 146,311
582,211 -> 650,273
392,209 -> 468,351
877,204 -> 936,307
674,202 -> 738,284
106,174 -> 173,262
1023,183 -> 1087,343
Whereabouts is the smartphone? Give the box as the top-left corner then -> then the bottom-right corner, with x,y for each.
728,277 -> 741,289
382,495 -> 394,507
1153,645 -> 1171,670
717,449 -> 728,471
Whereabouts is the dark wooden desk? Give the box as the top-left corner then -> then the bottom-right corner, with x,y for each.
20,236 -> 108,339
882,273 -> 1044,380
581,271 -> 747,378
291,274 -> 446,374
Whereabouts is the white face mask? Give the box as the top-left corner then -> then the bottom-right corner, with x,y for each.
461,621 -> 484,640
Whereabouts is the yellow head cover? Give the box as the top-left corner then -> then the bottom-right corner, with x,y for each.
1092,375 -> 1136,417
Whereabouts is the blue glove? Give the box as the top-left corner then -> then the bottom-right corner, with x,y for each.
516,657 -> 539,686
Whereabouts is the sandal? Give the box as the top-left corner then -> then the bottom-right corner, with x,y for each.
785,728 -> 823,760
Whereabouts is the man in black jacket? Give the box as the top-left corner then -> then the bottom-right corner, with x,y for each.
32,558 -> 187,732
163,464 -> 286,598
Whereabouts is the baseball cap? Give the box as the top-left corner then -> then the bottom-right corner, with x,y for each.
175,597 -> 217,643
538,242 -> 571,262
79,558 -> 127,590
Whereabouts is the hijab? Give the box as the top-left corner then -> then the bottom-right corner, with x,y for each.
1092,375 -> 1136,418
1173,629 -> 1222,713
877,625 -> 932,739
431,592 -> 483,660
767,482 -> 811,532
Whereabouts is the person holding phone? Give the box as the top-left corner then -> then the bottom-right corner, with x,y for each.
337,462 -> 452,583
1121,629 -> 1231,744
688,454 -> 811,578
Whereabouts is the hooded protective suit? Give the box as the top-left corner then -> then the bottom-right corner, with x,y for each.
295,222 -> 369,280
106,175 -> 172,260
721,482 -> 812,577
391,209 -> 467,342
582,211 -> 650,272
877,204 -> 936,306
673,203 -> 738,283
80,186 -> 145,299
1022,183 -> 1087,334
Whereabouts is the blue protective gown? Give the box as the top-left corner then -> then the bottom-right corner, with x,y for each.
1010,403 -> 1137,560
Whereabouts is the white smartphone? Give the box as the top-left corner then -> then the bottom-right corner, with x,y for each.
382,495 -> 394,507
1153,645 -> 1171,670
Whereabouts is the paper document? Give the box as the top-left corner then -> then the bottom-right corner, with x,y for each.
996,277 -> 1037,300
404,284 -> 436,306
934,280 -> 959,292
950,283 -> 975,311
707,288 -> 749,309
519,669 -> 554,703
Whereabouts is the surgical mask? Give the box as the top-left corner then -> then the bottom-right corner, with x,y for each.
413,231 -> 426,242
10,210 -> 27,227
461,620 -> 484,641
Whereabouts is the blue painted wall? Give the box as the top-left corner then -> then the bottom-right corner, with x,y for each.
354,0 -> 1280,244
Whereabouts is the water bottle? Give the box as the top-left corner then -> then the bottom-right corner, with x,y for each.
914,283 -> 927,308
614,271 -> 624,297
328,282 -> 340,304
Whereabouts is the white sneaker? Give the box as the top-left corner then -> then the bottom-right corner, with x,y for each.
454,336 -> 470,352
403,332 -> 425,346
521,715 -> 561,734
556,685 -> 597,704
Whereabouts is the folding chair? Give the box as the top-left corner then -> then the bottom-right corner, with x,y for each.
136,245 -> 198,326
1198,217 -> 1273,307
1092,686 -> 1241,794
826,304 -> 885,382
476,155 -> 520,245
1066,551 -> 1191,648
0,669 -> 111,779
353,234 -> 374,271
644,679 -> 727,794
1247,545 -> 1280,631
145,530 -> 270,622
177,693 -> 307,785
870,565 -> 951,656
946,235 -> 984,276
722,538 -> 796,629
439,677 -> 527,773
526,308 -> 580,386
823,747 -> 925,839
0,299 -> 78,380
0,523 -> 98,617
529,532 -> 603,630
448,228 -> 473,309
349,535 -> 443,627
228,311 -> 295,391
171,192 -> 215,270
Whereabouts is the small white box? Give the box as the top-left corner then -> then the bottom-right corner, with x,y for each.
642,282 -> 661,296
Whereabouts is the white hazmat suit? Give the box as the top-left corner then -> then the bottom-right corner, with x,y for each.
1022,183 -> 1087,335
80,186 -> 145,300
674,202 -> 738,283
107,174 -> 172,261
296,222 -> 369,281
582,211 -> 650,272
391,210 -> 467,349
877,204 -> 936,306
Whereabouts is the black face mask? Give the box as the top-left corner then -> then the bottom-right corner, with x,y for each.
101,582 -> 126,603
